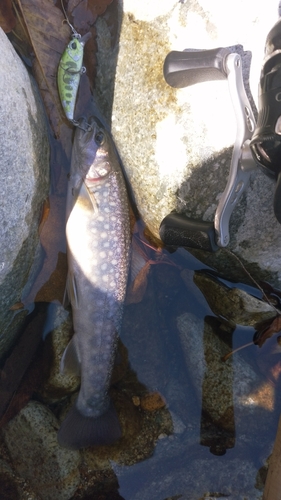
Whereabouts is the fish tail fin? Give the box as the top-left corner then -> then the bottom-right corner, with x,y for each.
57,401 -> 121,449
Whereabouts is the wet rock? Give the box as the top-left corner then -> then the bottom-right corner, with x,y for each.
38,306 -> 80,404
77,381 -> 173,469
139,391 -> 167,411
0,459 -> 20,500
95,1 -> 281,288
176,312 -> 281,442
2,400 -> 80,500
190,271 -> 277,327
0,28 -> 49,359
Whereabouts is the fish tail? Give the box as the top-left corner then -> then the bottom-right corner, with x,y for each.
57,400 -> 121,449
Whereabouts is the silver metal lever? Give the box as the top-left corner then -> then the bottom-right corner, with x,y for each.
214,53 -> 256,247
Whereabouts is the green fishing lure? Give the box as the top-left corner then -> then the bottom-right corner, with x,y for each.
58,33 -> 91,122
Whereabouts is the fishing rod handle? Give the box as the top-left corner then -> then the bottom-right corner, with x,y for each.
163,47 -> 232,88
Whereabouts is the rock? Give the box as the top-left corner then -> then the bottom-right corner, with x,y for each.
2,401 -> 81,500
94,0 -> 281,288
38,306 -> 80,404
139,391 -> 166,411
0,459 -> 20,500
189,271 -> 277,327
0,28 -> 49,359
176,312 -> 281,445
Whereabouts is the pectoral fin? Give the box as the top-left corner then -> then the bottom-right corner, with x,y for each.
65,271 -> 79,309
84,182 -> 99,213
60,334 -> 81,377
75,181 -> 98,213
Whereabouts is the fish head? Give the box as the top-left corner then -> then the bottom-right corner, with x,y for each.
73,116 -> 113,186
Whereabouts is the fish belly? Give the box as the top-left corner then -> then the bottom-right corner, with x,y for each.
58,172 -> 130,448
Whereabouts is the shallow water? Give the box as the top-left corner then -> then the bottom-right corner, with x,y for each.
2,201 -> 281,498
115,248 -> 279,500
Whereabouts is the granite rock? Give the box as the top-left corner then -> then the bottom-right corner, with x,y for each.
95,0 -> 281,288
0,28 -> 49,358
2,401 -> 81,500
190,271 -> 277,327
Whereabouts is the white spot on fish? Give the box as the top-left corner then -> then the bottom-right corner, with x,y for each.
101,263 -> 107,271
101,232 -> 107,238
99,251 -> 107,258
98,216 -> 104,222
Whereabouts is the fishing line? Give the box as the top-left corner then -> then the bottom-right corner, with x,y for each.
60,0 -> 81,39
223,247 -> 281,315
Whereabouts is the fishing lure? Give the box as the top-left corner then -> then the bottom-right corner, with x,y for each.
57,1 -> 91,124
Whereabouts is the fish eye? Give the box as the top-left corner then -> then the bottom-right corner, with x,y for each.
95,131 -> 104,145
70,41 -> 77,50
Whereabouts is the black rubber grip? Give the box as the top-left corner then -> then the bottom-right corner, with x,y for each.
163,47 -> 231,88
159,212 -> 219,252
274,171 -> 281,223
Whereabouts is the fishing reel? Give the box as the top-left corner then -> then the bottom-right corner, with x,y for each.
160,19 -> 281,251
250,17 -> 281,223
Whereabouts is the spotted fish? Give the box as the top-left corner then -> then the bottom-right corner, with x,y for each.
57,116 -> 131,449
57,33 -> 91,122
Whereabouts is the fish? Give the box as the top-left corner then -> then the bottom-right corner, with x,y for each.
57,116 -> 131,449
57,33 -> 91,122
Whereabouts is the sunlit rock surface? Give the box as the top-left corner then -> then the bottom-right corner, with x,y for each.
0,28 -> 49,358
95,0 -> 281,287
